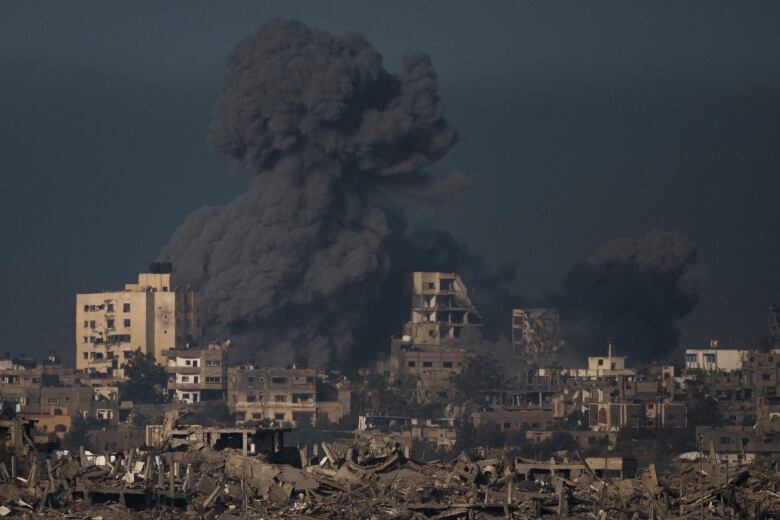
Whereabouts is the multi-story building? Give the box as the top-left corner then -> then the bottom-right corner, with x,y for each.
163,341 -> 229,404
684,340 -> 746,372
511,308 -> 563,366
75,263 -> 198,376
0,353 -> 118,436
227,367 -> 318,426
403,272 -> 482,346
386,272 -> 482,404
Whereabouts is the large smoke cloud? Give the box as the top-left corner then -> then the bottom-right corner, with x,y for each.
160,19 -> 468,368
548,229 -> 705,363
161,20 -> 705,370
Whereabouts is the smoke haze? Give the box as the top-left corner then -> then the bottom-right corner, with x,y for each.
161,20 -> 705,369
160,19 -> 467,368
550,229 -> 705,363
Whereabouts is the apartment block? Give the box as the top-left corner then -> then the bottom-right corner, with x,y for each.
227,367 -> 318,426
75,263 -> 198,376
511,308 -> 563,366
163,341 -> 229,404
403,272 -> 482,347
684,341 -> 746,372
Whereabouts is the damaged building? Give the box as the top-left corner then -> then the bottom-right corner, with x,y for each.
387,272 -> 480,404
511,308 -> 563,366
75,263 -> 198,376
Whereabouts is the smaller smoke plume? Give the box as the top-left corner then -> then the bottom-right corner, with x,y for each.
549,229 -> 705,363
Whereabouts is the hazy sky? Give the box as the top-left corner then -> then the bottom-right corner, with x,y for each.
2,1 -> 779,365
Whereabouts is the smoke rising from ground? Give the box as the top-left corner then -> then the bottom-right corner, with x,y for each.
548,229 -> 705,363
160,19 -> 468,368
161,20 -> 705,369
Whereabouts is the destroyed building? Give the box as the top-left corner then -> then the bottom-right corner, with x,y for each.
387,272 -> 480,405
75,263 -> 198,376
511,308 -> 563,366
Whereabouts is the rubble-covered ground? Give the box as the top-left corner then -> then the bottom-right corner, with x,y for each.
2,432 -> 780,519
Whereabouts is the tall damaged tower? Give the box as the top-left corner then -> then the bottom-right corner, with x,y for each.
511,308 -> 563,366
403,272 -> 482,346
388,272 -> 482,404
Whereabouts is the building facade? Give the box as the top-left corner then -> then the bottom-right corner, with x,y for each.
163,341 -> 229,404
75,263 -> 198,375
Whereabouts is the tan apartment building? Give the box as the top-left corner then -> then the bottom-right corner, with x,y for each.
227,367 -> 318,426
75,263 -> 198,376
511,308 -> 563,366
163,341 -> 229,404
403,272 -> 482,346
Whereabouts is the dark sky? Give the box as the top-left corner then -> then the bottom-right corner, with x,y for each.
2,1 -> 779,366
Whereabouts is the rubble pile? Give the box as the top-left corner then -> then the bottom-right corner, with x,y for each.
1,433 -> 780,518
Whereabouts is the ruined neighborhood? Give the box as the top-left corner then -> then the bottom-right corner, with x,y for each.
1,266 -> 780,518
3,4 -> 780,519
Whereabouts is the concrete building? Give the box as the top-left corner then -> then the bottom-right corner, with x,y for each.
403,272 -> 481,346
163,341 -> 229,404
511,308 -> 563,366
227,367 -> 318,426
75,263 -> 198,376
407,417 -> 457,450
537,344 -> 636,380
472,407 -> 555,431
588,402 -> 644,431
684,341 -> 746,372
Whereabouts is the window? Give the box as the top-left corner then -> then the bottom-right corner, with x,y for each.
83,320 -> 88,328
274,395 -> 287,402
181,376 -> 190,382
762,374 -> 771,381
192,360 -> 199,367
83,352 -> 88,359
193,376 -> 199,383
205,376 -> 221,383
247,394 -> 257,402
271,377 -> 287,384
443,361 -> 453,368
182,393 -> 190,399
423,361 -> 433,368
83,305 -> 89,312
123,303 -> 131,312
408,361 -> 416,368
107,304 -> 114,312
89,305 -> 96,312
247,376 -> 255,383
704,354 -> 717,363
83,336 -> 88,344
89,321 -> 96,329
107,319 -> 114,328
503,422 -> 511,429
274,413 -> 285,421
124,319 -> 131,327
597,359 -> 604,366
685,353 -> 697,363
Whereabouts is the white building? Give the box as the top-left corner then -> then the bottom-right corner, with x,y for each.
684,340 -> 746,372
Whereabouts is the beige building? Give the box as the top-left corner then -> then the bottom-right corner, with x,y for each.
163,341 -> 229,404
227,367 -> 318,426
75,263 -> 197,376
511,308 -> 563,366
403,272 -> 481,346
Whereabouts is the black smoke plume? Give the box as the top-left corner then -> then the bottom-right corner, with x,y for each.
160,19 -> 484,368
548,229 -> 705,363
